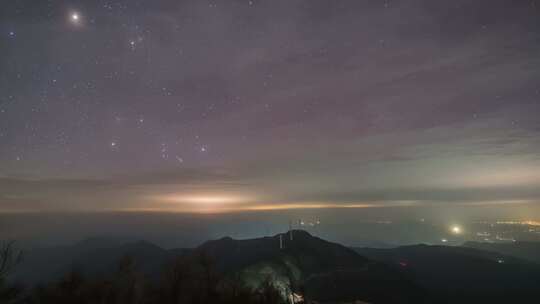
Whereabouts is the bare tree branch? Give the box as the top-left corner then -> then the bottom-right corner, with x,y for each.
0,241 -> 22,278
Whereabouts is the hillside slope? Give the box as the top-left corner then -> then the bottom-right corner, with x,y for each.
464,241 -> 540,264
353,244 -> 540,303
196,230 -> 425,303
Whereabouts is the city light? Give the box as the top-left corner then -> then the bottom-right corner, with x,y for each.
451,225 -> 463,234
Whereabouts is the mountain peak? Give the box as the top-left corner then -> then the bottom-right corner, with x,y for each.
279,229 -> 312,238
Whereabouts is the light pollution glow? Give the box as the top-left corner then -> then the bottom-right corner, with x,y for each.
142,193 -> 429,213
136,193 -> 539,214
136,194 -> 422,213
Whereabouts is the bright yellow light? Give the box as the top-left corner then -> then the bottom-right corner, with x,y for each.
451,225 -> 462,234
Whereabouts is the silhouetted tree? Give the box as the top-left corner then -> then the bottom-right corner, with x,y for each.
19,250 -> 288,304
256,277 -> 288,304
158,255 -> 195,304
0,241 -> 23,303
196,252 -> 219,303
113,255 -> 144,304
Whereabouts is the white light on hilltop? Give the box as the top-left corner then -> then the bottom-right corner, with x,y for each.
451,225 -> 462,234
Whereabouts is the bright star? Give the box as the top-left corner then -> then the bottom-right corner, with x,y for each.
70,12 -> 82,25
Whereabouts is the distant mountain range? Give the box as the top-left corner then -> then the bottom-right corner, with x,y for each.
10,231 -> 540,303
353,243 -> 540,303
464,241 -> 540,264
10,237 -> 189,285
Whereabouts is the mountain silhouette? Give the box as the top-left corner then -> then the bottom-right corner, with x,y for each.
464,241 -> 540,264
354,244 -> 540,303
196,230 -> 368,272
10,232 -> 540,303
11,238 -> 181,285
171,230 -> 424,303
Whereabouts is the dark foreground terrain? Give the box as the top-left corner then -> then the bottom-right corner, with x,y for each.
2,231 -> 540,304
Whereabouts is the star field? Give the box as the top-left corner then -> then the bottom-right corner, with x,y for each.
0,0 -> 540,216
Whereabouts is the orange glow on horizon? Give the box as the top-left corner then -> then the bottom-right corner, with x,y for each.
125,196 -> 423,214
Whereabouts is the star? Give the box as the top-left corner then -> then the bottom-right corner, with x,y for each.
70,12 -> 82,25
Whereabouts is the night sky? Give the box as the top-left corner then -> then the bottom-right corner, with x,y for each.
1,0 -> 540,240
